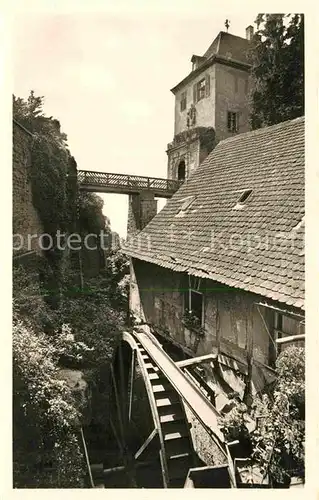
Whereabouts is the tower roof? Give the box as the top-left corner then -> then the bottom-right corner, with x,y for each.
171,31 -> 253,94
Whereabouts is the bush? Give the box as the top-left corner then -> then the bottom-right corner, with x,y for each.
251,347 -> 305,484
13,317 -> 87,487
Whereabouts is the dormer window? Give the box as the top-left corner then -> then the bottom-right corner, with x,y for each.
233,189 -> 253,209
238,189 -> 252,203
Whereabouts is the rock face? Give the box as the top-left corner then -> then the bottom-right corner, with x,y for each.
58,369 -> 92,426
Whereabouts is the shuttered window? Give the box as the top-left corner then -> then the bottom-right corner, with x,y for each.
227,111 -> 239,132
193,74 -> 210,103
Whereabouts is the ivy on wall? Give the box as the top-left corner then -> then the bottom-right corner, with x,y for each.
13,92 -> 74,237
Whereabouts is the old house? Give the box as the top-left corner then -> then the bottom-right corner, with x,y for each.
167,26 -> 254,182
124,116 -> 305,396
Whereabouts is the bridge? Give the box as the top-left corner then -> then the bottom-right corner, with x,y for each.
78,170 -> 182,198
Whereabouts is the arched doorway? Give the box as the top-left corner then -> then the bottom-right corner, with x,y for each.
177,160 -> 186,181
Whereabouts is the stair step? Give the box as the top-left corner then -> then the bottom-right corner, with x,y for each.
152,382 -> 172,393
161,420 -> 189,436
155,392 -> 180,407
165,437 -> 191,459
148,372 -> 162,381
164,429 -> 188,441
144,362 -> 159,371
158,403 -> 184,422
168,454 -> 193,480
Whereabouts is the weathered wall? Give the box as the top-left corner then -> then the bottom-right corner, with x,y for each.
167,127 -> 215,180
174,65 -> 216,135
12,121 -> 43,255
127,192 -> 158,235
167,137 -> 200,181
214,63 -> 251,142
130,259 -> 296,368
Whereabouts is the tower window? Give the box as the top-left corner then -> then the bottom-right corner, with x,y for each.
180,91 -> 187,111
227,111 -> 239,132
177,160 -> 186,181
196,79 -> 206,102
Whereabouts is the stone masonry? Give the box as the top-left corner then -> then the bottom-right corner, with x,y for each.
12,120 -> 43,256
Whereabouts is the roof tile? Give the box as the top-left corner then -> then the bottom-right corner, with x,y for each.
124,117 -> 305,310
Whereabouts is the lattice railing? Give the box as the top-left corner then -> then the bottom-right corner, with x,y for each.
78,170 -> 182,194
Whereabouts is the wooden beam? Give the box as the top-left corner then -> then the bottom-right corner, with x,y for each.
110,365 -> 126,449
128,350 -> 136,423
276,334 -> 305,344
80,427 -> 95,488
101,460 -> 157,477
134,428 -> 158,461
176,353 -> 217,369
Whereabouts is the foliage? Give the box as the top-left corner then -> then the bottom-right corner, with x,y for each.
182,309 -> 205,336
218,397 -> 251,443
13,315 -> 87,487
12,253 -> 127,486
251,346 -> 305,483
78,192 -> 109,236
13,92 -> 73,236
60,278 -> 123,368
249,14 -> 304,129
218,346 -> 305,484
13,264 -> 59,334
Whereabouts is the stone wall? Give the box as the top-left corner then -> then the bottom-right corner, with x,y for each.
127,192 -> 158,235
166,127 -> 215,180
173,65 -> 217,136
12,121 -> 43,256
214,63 -> 251,142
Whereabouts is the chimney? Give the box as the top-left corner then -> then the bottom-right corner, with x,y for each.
245,25 -> 254,41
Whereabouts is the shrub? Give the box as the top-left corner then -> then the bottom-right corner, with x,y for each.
13,317 -> 87,487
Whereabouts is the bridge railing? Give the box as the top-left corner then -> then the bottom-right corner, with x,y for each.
78,170 -> 183,193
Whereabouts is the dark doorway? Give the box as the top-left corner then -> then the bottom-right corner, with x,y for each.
177,160 -> 186,181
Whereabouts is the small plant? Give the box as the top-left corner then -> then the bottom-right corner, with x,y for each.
182,309 -> 205,336
218,397 -> 251,444
250,347 -> 305,485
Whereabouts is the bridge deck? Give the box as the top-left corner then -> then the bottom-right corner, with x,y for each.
78,170 -> 182,198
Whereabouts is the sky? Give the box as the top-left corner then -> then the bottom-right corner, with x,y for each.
13,5 -> 256,237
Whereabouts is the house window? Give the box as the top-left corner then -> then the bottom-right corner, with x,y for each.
227,111 -> 239,132
185,290 -> 204,324
180,91 -> 187,111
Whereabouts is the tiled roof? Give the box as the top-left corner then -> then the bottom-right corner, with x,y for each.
171,32 -> 252,93
203,31 -> 253,65
124,117 -> 305,310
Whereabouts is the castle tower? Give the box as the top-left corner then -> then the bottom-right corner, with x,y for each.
167,26 -> 254,181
